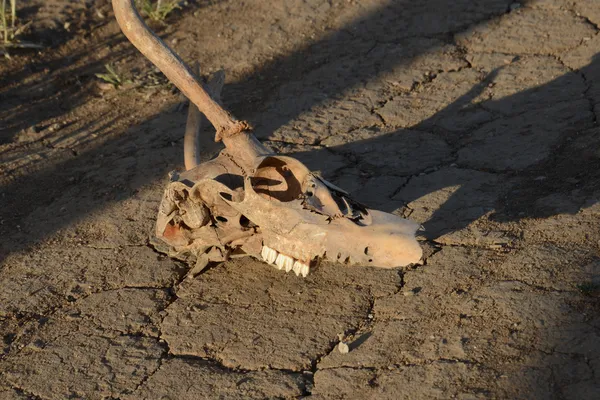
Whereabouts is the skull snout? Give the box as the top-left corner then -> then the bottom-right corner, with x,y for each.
322,209 -> 423,268
360,234 -> 423,268
323,231 -> 422,268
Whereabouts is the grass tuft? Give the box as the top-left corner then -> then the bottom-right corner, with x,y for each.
1,0 -> 17,45
137,0 -> 180,22
1,0 -> 42,56
95,64 -> 131,89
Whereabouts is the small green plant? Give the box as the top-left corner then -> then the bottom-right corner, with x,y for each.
137,0 -> 180,22
1,0 -> 42,55
1,0 -> 17,45
95,63 -> 131,89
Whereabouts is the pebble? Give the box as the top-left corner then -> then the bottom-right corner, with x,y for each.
338,342 -> 349,354
48,123 -> 62,132
97,82 -> 115,91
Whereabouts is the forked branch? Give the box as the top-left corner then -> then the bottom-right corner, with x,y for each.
111,0 -> 250,140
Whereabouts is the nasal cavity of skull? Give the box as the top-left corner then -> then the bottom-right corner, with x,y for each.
252,158 -> 303,202
333,193 -> 351,215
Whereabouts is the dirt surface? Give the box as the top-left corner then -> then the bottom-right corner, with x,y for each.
1,0 -> 600,398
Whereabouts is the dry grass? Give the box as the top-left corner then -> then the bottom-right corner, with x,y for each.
1,0 -> 42,56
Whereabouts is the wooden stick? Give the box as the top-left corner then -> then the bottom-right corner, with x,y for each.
111,0 -> 250,140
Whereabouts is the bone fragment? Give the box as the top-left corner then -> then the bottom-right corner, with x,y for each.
338,342 -> 350,354
185,253 -> 210,279
184,65 -> 226,170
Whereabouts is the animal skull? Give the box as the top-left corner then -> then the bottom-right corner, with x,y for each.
112,0 -> 422,277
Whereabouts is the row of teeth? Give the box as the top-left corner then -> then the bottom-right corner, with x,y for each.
261,246 -> 310,277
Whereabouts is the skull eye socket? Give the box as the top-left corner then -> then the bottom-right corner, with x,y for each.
215,216 -> 228,223
252,157 -> 306,202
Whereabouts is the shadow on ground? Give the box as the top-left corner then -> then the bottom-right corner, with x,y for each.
1,0 -> 530,259
286,55 -> 600,238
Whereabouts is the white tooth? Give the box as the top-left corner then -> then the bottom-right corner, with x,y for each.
261,246 -> 278,264
294,261 -> 308,276
276,253 -> 294,271
300,263 -> 310,277
261,246 -> 269,261
267,248 -> 278,264
285,259 -> 294,273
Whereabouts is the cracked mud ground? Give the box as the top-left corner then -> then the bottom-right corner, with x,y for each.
1,0 -> 600,398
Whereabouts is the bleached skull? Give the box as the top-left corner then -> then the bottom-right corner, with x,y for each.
113,0 -> 422,277
156,147 -> 422,276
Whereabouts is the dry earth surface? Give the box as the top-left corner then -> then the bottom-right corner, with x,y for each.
1,0 -> 600,398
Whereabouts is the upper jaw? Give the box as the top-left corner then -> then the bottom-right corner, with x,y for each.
256,209 -> 422,277
260,244 -> 311,277
156,154 -> 422,278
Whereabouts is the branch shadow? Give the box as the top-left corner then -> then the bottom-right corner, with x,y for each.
286,54 -> 599,242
